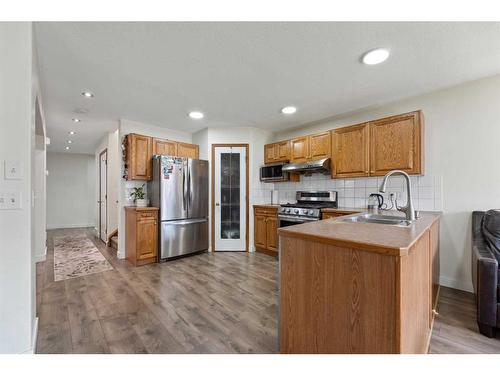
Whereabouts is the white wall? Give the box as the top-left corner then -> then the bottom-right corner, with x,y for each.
95,128 -> 120,238
116,119 -> 193,258
193,127 -> 274,252
46,152 -> 96,229
272,74 -> 500,292
0,22 -> 35,353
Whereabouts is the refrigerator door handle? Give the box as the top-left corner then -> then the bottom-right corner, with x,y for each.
165,218 -> 207,225
187,161 -> 192,209
182,159 -> 187,211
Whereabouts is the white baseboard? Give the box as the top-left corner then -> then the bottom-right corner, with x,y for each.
117,251 -> 126,259
46,223 -> 96,230
21,317 -> 38,354
440,276 -> 473,293
34,246 -> 47,263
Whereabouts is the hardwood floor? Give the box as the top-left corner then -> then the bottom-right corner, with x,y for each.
37,228 -> 500,354
36,228 -> 278,353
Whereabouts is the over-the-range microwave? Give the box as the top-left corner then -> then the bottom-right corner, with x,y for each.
260,162 -> 289,182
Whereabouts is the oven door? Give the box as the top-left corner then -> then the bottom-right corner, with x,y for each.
278,214 -> 318,228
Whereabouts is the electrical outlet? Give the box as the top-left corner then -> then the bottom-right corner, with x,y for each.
0,191 -> 22,210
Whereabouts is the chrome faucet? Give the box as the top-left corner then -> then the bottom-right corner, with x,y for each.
379,170 -> 416,221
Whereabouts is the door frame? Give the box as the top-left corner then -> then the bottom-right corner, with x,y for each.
99,148 -> 107,243
211,144 -> 249,252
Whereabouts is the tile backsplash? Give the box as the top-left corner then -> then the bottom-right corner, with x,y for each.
260,173 -> 443,212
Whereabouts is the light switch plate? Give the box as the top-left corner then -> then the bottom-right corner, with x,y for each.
4,160 -> 23,180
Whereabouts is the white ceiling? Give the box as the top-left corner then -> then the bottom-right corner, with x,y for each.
34,22 -> 500,154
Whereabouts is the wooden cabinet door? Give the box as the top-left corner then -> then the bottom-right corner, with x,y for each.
331,123 -> 370,178
129,134 -> 152,180
309,132 -> 331,160
370,111 -> 423,176
290,136 -> 310,163
177,142 -> 199,159
254,214 -> 267,249
264,143 -> 277,164
136,218 -> 157,260
153,138 -> 177,156
276,141 -> 290,162
266,217 -> 278,251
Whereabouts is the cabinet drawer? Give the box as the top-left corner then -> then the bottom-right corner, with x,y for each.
138,211 -> 157,219
254,208 -> 278,217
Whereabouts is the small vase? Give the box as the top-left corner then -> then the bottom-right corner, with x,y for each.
136,199 -> 148,207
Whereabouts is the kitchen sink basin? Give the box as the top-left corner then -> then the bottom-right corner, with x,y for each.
339,213 -> 413,226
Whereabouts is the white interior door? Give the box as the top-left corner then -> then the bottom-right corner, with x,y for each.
99,150 -> 107,242
214,146 -> 247,251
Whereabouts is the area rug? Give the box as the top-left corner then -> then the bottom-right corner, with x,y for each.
53,235 -> 113,281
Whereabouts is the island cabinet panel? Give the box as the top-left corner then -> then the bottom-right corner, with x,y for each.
290,136 -> 310,163
309,131 -> 331,160
370,111 -> 423,176
127,133 -> 153,180
331,123 -> 370,178
153,138 -> 177,156
430,220 -> 440,311
177,142 -> 199,159
279,217 -> 439,354
398,231 -> 431,354
280,237 -> 397,353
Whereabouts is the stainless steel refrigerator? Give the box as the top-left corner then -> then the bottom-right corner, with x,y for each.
149,155 -> 209,260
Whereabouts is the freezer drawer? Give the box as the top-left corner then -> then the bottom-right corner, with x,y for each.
160,218 -> 208,259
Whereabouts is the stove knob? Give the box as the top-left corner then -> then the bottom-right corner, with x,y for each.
285,208 -> 291,213
294,209 -> 299,214
308,210 -> 314,215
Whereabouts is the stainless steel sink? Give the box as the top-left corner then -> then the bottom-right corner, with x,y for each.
339,213 -> 413,226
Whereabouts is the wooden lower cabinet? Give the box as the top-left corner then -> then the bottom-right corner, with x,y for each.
253,206 -> 279,256
279,217 -> 440,353
125,207 -> 158,266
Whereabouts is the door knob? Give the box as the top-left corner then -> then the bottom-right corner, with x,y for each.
215,202 -> 220,206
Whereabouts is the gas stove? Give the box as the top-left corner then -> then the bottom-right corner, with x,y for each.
278,191 -> 338,225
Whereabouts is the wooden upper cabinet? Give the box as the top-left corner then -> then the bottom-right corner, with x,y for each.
127,133 -> 152,180
153,138 -> 177,156
309,131 -> 331,160
369,111 -> 423,176
177,142 -> 199,159
331,123 -> 370,178
264,141 -> 290,164
290,136 -> 310,163
264,143 -> 277,164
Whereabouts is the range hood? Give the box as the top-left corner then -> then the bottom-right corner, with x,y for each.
282,158 -> 331,174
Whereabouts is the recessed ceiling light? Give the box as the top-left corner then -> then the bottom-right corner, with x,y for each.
65,146 -> 70,150
281,106 -> 297,115
72,118 -> 81,123
361,48 -> 390,65
81,91 -> 94,98
69,131 -> 76,135
188,111 -> 204,119
67,140 -> 73,144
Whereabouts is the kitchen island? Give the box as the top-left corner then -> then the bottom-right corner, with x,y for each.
278,210 -> 440,354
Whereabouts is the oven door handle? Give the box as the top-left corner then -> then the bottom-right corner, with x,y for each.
278,215 -> 319,223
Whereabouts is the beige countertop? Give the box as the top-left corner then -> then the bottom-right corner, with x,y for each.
253,204 -> 280,209
278,210 -> 441,256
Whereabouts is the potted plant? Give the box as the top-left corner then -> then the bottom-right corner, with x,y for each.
130,184 -> 148,207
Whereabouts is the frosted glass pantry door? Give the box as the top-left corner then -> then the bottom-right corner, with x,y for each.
214,146 -> 246,251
